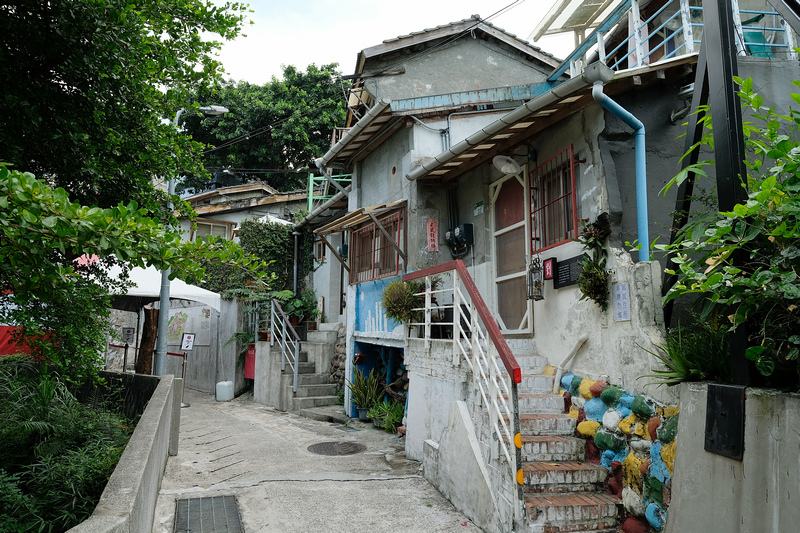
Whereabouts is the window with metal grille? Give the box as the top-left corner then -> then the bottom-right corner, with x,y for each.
349,210 -> 403,284
530,145 -> 577,252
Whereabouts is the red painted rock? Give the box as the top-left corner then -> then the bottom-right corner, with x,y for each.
640,458 -> 651,474
620,516 -> 650,533
563,392 -> 572,413
574,408 -> 586,437
585,438 -> 602,464
589,380 -> 607,397
648,417 -> 661,441
605,461 -> 623,498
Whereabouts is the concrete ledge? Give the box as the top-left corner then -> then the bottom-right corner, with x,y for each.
68,374 -> 180,533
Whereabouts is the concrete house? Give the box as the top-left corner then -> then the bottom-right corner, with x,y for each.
286,2 -> 800,532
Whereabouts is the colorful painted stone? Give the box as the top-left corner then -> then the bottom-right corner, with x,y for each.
618,393 -> 636,409
629,438 -> 652,454
585,438 -> 602,464
603,408 -> 622,431
643,474 -> 664,507
618,413 -> 638,435
605,460 -> 623,497
571,395 -> 586,411
577,420 -> 601,437
649,441 -> 671,483
622,451 -> 644,492
578,377 -> 597,400
645,502 -> 667,531
563,391 -> 572,413
595,428 -> 626,452
661,440 -> 677,476
648,417 -> 661,441
584,397 -> 608,422
560,371 -> 574,391
657,414 -> 679,443
589,380 -> 607,397
569,375 -> 584,397
622,487 -> 647,516
631,396 -> 653,418
620,514 -> 649,533
600,385 -> 624,406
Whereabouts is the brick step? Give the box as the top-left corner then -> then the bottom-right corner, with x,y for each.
518,414 -> 575,436
520,374 -> 556,393
519,435 -> 585,462
292,395 -> 340,409
295,383 -> 339,397
521,461 -> 607,493
524,492 -> 619,529
517,394 -> 566,414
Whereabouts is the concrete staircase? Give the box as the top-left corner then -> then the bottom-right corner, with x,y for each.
283,329 -> 339,412
514,355 -> 619,533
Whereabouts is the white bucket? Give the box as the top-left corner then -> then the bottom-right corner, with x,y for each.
216,381 -> 234,402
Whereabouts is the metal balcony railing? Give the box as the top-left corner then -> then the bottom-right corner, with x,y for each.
307,172 -> 352,212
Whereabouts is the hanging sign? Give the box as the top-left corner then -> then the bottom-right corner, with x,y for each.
542,258 -> 556,280
180,333 -> 196,351
554,255 -> 583,289
427,219 -> 439,251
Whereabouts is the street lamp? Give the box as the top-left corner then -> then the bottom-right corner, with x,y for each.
154,105 -> 229,377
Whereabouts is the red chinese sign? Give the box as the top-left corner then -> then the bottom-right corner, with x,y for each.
427,220 -> 439,251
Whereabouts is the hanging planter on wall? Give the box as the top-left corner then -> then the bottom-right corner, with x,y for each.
575,212 -> 612,311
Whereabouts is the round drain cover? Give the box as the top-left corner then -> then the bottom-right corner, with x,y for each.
307,441 -> 366,456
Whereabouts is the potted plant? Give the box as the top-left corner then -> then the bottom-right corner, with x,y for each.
271,289 -> 306,325
347,368 -> 385,421
381,279 -> 425,324
301,288 -> 319,330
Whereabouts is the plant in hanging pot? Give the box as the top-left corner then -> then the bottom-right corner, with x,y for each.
381,279 -> 425,325
347,368 -> 385,421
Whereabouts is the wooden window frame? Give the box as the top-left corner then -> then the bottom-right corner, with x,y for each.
529,144 -> 578,253
192,218 -> 236,241
349,210 -> 404,285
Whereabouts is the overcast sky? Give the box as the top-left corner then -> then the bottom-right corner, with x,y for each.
210,0 -> 574,84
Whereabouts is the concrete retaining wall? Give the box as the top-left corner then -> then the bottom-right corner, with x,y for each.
666,382 -> 800,533
68,374 -> 181,533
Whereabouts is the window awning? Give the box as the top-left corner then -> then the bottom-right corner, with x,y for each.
314,200 -> 407,236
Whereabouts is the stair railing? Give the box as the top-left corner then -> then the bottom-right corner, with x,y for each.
270,298 -> 300,392
403,259 -> 524,520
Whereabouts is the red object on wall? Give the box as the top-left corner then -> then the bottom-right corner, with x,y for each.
244,343 -> 256,379
0,326 -> 33,355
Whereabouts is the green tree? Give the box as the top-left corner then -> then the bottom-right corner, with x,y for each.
180,64 -> 348,192
659,76 -> 800,385
0,0 -> 249,211
0,166 -> 268,384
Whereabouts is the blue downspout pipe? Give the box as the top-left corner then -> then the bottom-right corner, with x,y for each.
591,81 -> 650,262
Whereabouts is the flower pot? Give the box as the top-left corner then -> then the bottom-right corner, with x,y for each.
357,407 -> 370,421
372,418 -> 383,428
258,330 -> 271,342
289,316 -> 300,326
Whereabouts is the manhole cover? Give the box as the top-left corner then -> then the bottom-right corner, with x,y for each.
307,441 -> 367,456
174,495 -> 242,533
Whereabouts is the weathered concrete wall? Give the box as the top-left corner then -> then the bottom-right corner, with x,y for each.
666,382 -> 800,533
68,375 -> 181,533
366,37 -> 551,102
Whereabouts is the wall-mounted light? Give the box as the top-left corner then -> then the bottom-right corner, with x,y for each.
528,255 -> 544,301
492,155 -> 522,175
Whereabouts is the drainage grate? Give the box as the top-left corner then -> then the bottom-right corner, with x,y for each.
174,495 -> 243,533
307,441 -> 367,456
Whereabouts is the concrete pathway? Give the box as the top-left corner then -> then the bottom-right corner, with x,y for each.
153,388 -> 483,532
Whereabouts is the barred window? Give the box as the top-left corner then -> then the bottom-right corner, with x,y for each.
349,210 -> 403,284
530,145 -> 577,252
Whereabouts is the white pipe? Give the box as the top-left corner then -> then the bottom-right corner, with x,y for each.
552,335 -> 589,394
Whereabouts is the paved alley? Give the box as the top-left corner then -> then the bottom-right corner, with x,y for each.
152,388 -> 483,532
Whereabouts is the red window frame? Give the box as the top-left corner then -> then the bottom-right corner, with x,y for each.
529,144 -> 578,253
349,210 -> 404,284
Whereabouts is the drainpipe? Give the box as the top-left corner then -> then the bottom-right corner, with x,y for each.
591,81 -> 650,262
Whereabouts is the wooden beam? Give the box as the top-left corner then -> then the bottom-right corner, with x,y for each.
318,234 -> 349,273
367,212 -> 407,263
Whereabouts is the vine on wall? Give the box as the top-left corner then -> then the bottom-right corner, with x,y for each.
576,212 -> 612,311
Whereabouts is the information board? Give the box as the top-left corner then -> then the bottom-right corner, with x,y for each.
554,255 -> 583,289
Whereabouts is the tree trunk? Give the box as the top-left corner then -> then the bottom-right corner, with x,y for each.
136,305 -> 158,375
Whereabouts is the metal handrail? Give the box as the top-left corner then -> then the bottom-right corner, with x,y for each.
270,298 -> 301,392
403,259 -> 523,520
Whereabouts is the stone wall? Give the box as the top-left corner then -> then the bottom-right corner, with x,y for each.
328,323 -> 346,387
556,369 -> 679,532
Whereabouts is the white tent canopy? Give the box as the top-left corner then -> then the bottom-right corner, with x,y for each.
111,266 -> 221,312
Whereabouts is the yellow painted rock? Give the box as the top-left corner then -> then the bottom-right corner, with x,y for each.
622,451 -> 644,493
618,413 -> 639,435
542,364 -> 557,376
633,419 -> 649,439
578,378 -> 598,400
657,405 -> 680,419
567,406 -> 580,419
661,440 -> 677,476
576,420 -> 601,437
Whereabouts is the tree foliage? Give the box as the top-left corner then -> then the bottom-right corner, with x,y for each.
659,76 -> 800,385
0,165 -> 268,383
179,64 -> 348,192
0,0 -> 249,211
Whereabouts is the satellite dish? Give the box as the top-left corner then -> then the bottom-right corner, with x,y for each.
492,155 -> 522,175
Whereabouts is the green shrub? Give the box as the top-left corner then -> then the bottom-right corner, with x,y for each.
367,400 -> 406,432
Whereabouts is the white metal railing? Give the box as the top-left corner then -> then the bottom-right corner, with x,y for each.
403,260 -> 523,521
549,0 -> 798,81
270,299 -> 300,392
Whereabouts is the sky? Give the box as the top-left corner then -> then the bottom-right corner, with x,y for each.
210,0 -> 575,84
